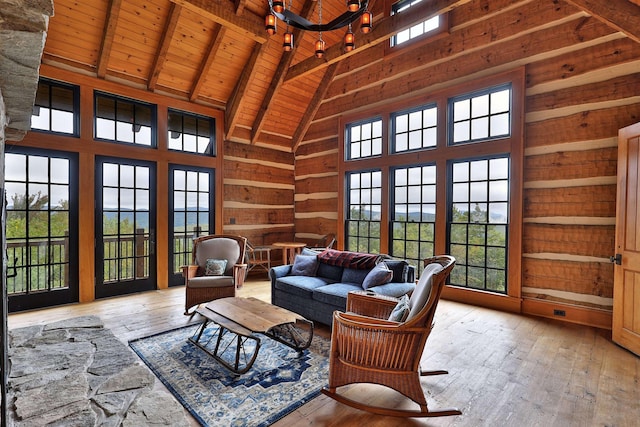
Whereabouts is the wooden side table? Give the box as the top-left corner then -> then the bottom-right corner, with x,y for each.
273,242 -> 306,264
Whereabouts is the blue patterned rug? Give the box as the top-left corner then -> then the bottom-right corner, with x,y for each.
129,323 -> 330,427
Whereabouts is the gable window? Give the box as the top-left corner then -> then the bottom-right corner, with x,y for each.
450,84 -> 511,144
391,103 -> 438,153
31,79 -> 79,136
391,0 -> 442,47
346,170 -> 382,253
168,109 -> 216,156
346,118 -> 383,160
94,92 -> 156,147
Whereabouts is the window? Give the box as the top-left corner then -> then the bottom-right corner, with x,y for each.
31,79 -> 79,135
450,84 -> 511,144
448,157 -> 509,292
392,103 -> 437,152
346,118 -> 383,159
168,109 -> 215,156
94,92 -> 156,147
340,70 -> 522,299
391,165 -> 437,275
391,0 -> 442,47
346,170 -> 382,253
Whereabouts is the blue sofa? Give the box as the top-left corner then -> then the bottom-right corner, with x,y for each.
269,248 -> 416,326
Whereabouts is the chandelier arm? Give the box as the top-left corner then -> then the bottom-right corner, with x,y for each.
273,0 -> 369,32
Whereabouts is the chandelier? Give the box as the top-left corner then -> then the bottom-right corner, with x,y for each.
265,0 -> 373,57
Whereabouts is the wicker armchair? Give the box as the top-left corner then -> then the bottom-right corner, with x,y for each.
182,235 -> 247,315
321,255 -> 461,418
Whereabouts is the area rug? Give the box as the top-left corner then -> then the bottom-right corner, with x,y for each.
129,323 -> 330,427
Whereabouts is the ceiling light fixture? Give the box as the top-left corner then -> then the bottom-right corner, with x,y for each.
265,0 -> 372,52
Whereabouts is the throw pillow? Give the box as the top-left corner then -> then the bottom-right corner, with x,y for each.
205,258 -> 227,276
383,259 -> 409,283
291,254 -> 319,276
388,294 -> 410,322
362,262 -> 393,290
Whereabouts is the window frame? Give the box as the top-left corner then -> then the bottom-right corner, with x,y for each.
94,91 -> 157,148
31,78 -> 80,137
167,109 -> 216,156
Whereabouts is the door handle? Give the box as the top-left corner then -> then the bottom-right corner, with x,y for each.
610,253 -> 622,265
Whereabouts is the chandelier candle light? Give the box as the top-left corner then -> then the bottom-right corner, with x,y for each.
265,0 -> 372,55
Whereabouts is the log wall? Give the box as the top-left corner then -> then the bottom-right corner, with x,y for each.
294,0 -> 640,327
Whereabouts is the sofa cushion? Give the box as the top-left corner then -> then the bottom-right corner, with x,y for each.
362,263 -> 393,290
318,248 -> 380,270
316,262 -> 344,282
341,267 -> 369,286
291,254 -> 319,276
312,283 -> 363,307
383,259 -> 410,283
275,275 -> 333,298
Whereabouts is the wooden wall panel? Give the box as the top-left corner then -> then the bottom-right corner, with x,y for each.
523,224 -> 614,258
523,186 -> 616,218
523,148 -> 617,182
295,0 -> 640,326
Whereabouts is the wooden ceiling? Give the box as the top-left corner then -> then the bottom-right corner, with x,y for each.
41,0 -> 640,151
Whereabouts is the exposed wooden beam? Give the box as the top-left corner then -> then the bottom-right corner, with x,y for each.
96,0 -> 123,79
190,26 -> 226,102
148,4 -> 183,91
171,0 -> 268,43
285,0 -> 473,82
225,42 -> 270,137
250,0 -> 317,144
564,0 -> 640,44
292,63 -> 339,151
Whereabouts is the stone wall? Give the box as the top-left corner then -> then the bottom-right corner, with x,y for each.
1,0 -> 55,423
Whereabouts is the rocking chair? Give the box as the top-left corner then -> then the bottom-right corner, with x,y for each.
321,255 -> 461,418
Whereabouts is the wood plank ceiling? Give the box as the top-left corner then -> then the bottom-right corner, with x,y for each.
41,0 -> 640,151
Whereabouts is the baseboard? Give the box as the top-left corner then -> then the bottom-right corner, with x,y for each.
521,298 -> 612,330
441,286 -> 522,313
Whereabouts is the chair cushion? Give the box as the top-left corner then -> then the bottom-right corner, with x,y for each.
362,263 -> 393,290
388,294 -> 410,322
383,259 -> 410,283
187,276 -> 234,288
407,263 -> 443,321
205,259 -> 227,276
195,237 -> 241,276
291,254 -> 319,276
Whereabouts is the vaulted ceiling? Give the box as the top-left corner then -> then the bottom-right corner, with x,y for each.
39,0 -> 640,151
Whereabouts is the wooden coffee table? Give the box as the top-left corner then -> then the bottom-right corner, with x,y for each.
190,297 -> 314,374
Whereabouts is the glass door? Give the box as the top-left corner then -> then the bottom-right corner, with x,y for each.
168,165 -> 215,287
95,157 -> 156,298
4,147 -> 78,311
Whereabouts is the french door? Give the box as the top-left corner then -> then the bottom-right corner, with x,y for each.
168,165 -> 215,287
95,157 -> 156,298
4,147 -> 79,312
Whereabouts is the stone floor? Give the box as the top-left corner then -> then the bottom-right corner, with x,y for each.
7,315 -> 189,426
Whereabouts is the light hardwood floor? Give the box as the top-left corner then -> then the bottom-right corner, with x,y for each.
8,278 -> 640,427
